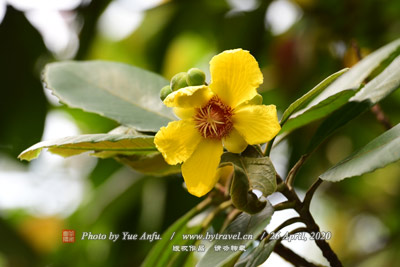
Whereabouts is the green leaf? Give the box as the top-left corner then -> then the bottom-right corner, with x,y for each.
235,239 -> 277,267
307,55 -> 400,152
281,38 -> 400,133
297,38 -> 400,112
306,101 -> 371,153
18,134 -> 156,161
280,90 -> 356,133
220,153 -> 277,214
142,201 -> 210,267
320,123 -> 400,182
280,68 -> 349,124
197,203 -> 274,267
116,153 -> 181,176
350,55 -> 400,104
43,61 -> 175,132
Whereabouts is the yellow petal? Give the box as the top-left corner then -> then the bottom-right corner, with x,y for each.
182,139 -> 223,197
154,119 -> 201,165
233,105 -> 281,144
223,128 -> 248,153
163,85 -> 213,108
173,107 -> 195,119
209,49 -> 263,108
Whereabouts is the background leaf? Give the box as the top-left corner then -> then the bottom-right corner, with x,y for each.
220,153 -> 277,214
280,68 -> 348,124
293,38 -> 400,114
142,200 -> 210,267
18,134 -> 156,161
43,61 -> 175,132
197,203 -> 274,267
280,38 -> 400,133
320,123 -> 400,182
307,54 -> 400,152
281,89 -> 356,133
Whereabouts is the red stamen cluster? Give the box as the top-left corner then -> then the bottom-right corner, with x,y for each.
193,96 -> 233,139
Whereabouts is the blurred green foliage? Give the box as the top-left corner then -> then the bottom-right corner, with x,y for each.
1,0 -> 400,266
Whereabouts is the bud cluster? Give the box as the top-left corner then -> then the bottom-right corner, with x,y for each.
160,68 -> 207,100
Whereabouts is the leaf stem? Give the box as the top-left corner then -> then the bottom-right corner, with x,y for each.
285,154 -> 309,189
302,178 -> 323,212
273,201 -> 296,211
276,175 -> 343,266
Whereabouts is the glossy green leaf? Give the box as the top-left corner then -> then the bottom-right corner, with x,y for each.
18,134 -> 156,161
295,38 -> 400,113
220,153 -> 276,214
280,68 -> 349,124
43,61 -> 175,132
350,55 -> 400,104
235,239 -> 277,267
281,38 -> 400,133
308,55 -> 400,152
142,201 -> 210,267
281,90 -> 356,133
197,203 -> 274,267
320,123 -> 400,182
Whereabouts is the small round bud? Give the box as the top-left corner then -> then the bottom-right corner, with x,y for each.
170,72 -> 188,91
160,85 -> 172,101
186,68 -> 206,86
248,94 -> 263,105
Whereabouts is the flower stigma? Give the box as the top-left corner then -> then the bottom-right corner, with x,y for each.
193,96 -> 233,139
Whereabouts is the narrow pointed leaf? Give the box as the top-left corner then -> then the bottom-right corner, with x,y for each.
350,55 -> 400,104
320,123 -> 400,182
308,55 -> 400,152
280,68 -> 348,124
293,38 -> 400,116
281,89 -> 356,133
143,201 -> 211,267
43,61 -> 175,132
18,134 -> 156,161
281,38 -> 400,133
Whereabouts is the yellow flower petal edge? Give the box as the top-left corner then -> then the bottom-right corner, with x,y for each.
233,104 -> 281,144
223,128 -> 248,153
181,139 -> 223,197
163,85 -> 213,108
209,49 -> 263,108
154,120 -> 201,165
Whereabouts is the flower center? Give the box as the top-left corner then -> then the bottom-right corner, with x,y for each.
193,96 -> 233,139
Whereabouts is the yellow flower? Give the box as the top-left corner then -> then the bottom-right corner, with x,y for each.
155,49 -> 281,197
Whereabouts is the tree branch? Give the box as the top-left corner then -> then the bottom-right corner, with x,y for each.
274,242 -> 322,267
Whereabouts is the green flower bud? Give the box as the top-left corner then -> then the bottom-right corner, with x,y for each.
248,94 -> 263,105
170,72 -> 188,91
160,85 -> 172,101
186,68 -> 206,86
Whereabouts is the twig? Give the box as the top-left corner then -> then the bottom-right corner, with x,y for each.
274,242 -> 322,267
286,154 -> 309,189
302,178 -> 323,212
371,104 -> 392,130
274,201 -> 297,211
277,175 -> 343,266
261,217 -> 305,242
